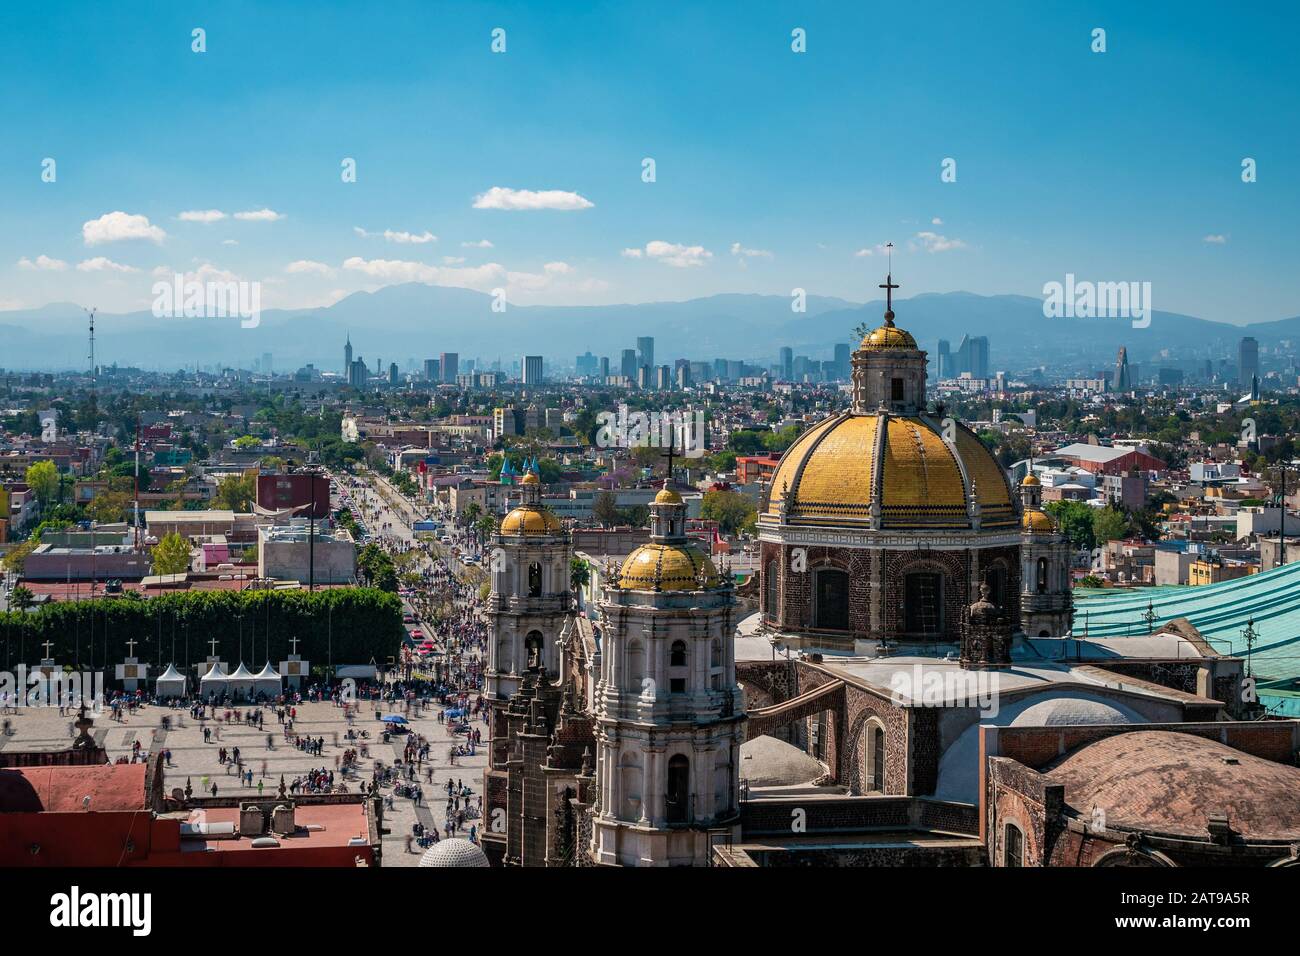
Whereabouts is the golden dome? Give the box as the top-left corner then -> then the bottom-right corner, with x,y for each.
765,413 -> 1016,530
654,485 -> 683,504
859,322 -> 918,351
618,542 -> 720,591
1022,473 -> 1041,486
499,505 -> 561,535
520,472 -> 540,486
1021,509 -> 1055,533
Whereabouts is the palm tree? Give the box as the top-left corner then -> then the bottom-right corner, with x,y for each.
10,585 -> 35,613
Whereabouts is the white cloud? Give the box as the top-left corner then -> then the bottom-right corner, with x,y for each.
854,244 -> 893,258
442,256 -> 466,265
1203,234 -> 1227,244
626,240 -> 712,268
83,211 -> 167,245
354,227 -> 438,244
178,209 -> 227,223
222,239 -> 239,246
730,242 -> 773,259
340,256 -> 606,302
17,254 -> 69,271
77,257 -> 138,273
151,265 -> 172,278
472,187 -> 593,211
285,260 -> 335,276
931,217 -> 943,225
233,208 -> 284,222
543,261 -> 572,275
911,231 -> 966,253
461,239 -> 494,249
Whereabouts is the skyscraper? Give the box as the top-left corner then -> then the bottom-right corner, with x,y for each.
955,335 -> 990,379
1239,337 -> 1259,389
598,356 -> 610,379
620,349 -> 637,381
523,355 -> 543,385
440,352 -> 459,383
833,343 -> 851,380
344,335 -> 353,376
636,336 -> 655,373
1113,347 -> 1132,391
936,339 -> 952,379
779,346 -> 793,381
423,358 -> 438,381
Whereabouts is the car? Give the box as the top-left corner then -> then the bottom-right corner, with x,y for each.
402,612 -> 416,624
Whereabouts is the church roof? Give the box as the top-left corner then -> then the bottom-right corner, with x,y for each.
500,505 -> 562,535
618,542 -> 721,592
764,412 -> 1016,529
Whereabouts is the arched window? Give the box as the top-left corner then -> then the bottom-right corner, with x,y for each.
985,566 -> 1006,608
1036,557 -> 1049,594
666,754 -> 690,824
1004,823 -> 1024,867
814,568 -> 850,630
524,631 -> 544,671
903,572 -> 942,635
870,725 -> 886,793
528,562 -> 542,598
710,639 -> 722,668
670,640 -> 687,667
625,641 -> 645,694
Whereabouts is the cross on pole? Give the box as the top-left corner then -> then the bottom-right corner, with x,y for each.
879,244 -> 899,322
660,420 -> 677,481
208,635 -> 220,657
289,635 -> 301,656
124,637 -> 138,659
42,638 -> 54,659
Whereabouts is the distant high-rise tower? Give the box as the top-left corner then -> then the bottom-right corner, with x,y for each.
522,355 -> 543,385
344,335 -> 353,376
833,343 -> 851,380
779,346 -> 793,381
441,352 -> 459,383
637,336 -> 655,373
620,349 -> 637,381
1113,347 -> 1132,392
937,339 -> 952,379
1239,337 -> 1259,389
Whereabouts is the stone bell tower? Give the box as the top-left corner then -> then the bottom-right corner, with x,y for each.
851,254 -> 928,415
1017,472 -> 1074,638
589,482 -> 745,866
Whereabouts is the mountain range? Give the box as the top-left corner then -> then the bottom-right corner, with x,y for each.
2,285 -> 1295,375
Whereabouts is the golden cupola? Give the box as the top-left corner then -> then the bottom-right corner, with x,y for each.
1018,470 -> 1056,534
617,479 -> 721,591
762,264 -> 1017,532
499,468 -> 563,535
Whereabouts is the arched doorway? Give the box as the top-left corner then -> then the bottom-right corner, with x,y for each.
814,568 -> 850,630
666,754 -> 690,824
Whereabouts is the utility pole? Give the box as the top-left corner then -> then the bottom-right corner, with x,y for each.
309,469 -> 317,592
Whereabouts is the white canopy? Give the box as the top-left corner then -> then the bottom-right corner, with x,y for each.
155,663 -> 187,696
226,662 -> 256,697
199,662 -> 228,696
252,661 -> 282,697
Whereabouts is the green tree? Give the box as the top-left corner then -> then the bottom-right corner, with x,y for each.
86,490 -> 130,524
214,474 -> 255,511
570,557 -> 591,592
701,489 -> 758,535
1044,500 -> 1097,551
1093,506 -> 1132,544
25,460 -> 59,506
150,531 -> 192,575
2,541 -> 37,575
9,585 -> 36,612
592,491 -> 619,528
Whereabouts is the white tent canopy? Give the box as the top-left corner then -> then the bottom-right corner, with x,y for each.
226,662 -> 256,698
199,662 -> 228,695
252,661 -> 282,698
155,663 -> 187,697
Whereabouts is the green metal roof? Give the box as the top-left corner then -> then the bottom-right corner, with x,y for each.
1074,561 -> 1300,682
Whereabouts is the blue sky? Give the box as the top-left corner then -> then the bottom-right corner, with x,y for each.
1,0 -> 1296,322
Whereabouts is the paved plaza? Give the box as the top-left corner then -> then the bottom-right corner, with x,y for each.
0,695 -> 489,867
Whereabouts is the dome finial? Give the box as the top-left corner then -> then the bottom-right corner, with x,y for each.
878,242 -> 898,325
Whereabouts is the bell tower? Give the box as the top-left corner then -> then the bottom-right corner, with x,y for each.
1018,472 -> 1074,637
851,251 -> 928,415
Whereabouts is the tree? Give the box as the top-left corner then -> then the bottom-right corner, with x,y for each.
701,489 -> 758,535
1093,506 -> 1132,544
9,585 -> 35,612
86,490 -> 130,524
356,543 -> 398,592
233,435 -> 260,449
2,541 -> 36,575
474,515 -> 496,547
150,532 -> 192,576
1044,500 -> 1096,551
214,474 -> 255,511
570,557 -> 591,592
592,491 -> 619,528
25,460 -> 59,506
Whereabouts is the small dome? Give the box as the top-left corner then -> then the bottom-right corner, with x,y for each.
654,485 -> 683,505
1010,697 -> 1138,727
499,506 -> 562,535
859,323 -> 918,351
1022,472 -> 1040,486
618,542 -> 719,591
740,735 -> 825,787
520,472 -> 540,486
419,837 -> 490,867
1021,509 -> 1055,533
